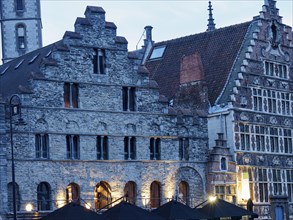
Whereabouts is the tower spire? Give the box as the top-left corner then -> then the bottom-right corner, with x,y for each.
207,1 -> 216,31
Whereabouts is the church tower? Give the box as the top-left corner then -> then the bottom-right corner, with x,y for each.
0,0 -> 42,63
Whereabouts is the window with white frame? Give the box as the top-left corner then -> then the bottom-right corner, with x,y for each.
252,88 -> 263,111
236,124 -> 292,154
286,170 -> 293,202
269,127 -> 279,153
255,126 -> 266,152
258,168 -> 269,203
272,169 -> 283,195
284,129 -> 292,154
239,123 -> 250,151
252,88 -> 292,116
264,61 -> 288,79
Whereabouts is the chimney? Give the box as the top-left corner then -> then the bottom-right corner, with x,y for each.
144,26 -> 153,47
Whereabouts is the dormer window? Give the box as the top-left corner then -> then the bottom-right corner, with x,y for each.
15,0 -> 24,11
149,45 -> 166,60
16,25 -> 26,50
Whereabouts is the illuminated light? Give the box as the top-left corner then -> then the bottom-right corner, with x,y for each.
25,203 -> 33,212
208,196 -> 217,203
85,203 -> 91,210
241,172 -> 250,201
56,200 -> 66,208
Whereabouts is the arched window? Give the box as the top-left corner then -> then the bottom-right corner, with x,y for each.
150,181 -> 161,208
94,181 -> 111,209
16,24 -> 26,49
7,182 -> 21,211
124,181 -> 136,205
37,182 -> 51,210
221,157 -> 227,170
179,181 -> 189,205
66,183 -> 80,204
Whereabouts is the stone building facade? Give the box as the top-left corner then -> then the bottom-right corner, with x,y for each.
145,1 -> 293,219
0,0 -> 43,63
0,6 -> 208,220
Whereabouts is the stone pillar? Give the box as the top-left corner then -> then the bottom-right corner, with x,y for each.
270,195 -> 289,220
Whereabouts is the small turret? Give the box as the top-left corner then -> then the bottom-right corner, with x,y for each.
207,1 -> 216,31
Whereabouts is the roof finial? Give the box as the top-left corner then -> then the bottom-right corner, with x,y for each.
207,1 -> 216,31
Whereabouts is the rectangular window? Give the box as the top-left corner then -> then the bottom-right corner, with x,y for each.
122,87 -> 136,111
286,170 -> 293,202
270,128 -> 279,152
97,136 -> 108,160
179,138 -> 189,160
258,168 -> 269,203
264,61 -> 288,79
272,169 -> 283,195
64,83 -> 78,108
150,138 -> 161,160
66,135 -> 79,159
255,126 -> 265,152
239,123 -> 250,150
93,48 -> 105,74
16,0 -> 24,11
252,88 -> 262,111
35,134 -> 49,159
124,137 -> 136,160
284,129 -> 292,154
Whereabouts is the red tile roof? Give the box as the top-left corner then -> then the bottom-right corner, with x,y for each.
145,21 -> 251,105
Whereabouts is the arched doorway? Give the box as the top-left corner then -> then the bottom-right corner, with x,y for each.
37,182 -> 51,210
150,181 -> 161,208
66,183 -> 80,204
95,181 -> 112,209
179,181 -> 189,205
124,181 -> 136,204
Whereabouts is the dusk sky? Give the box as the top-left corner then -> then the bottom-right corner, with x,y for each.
40,0 -> 293,51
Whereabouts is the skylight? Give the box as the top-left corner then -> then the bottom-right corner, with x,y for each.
0,66 -> 10,75
14,59 -> 24,69
29,54 -> 39,64
150,45 -> 166,59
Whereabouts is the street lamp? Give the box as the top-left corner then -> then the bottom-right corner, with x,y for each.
8,94 -> 26,220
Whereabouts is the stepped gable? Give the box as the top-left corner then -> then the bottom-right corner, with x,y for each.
145,21 -> 251,105
0,41 -> 64,99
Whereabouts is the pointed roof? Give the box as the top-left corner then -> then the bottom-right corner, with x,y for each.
145,21 -> 251,105
207,1 -> 216,31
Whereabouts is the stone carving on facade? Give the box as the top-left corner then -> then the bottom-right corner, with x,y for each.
243,154 -> 251,164
286,158 -> 293,167
257,155 -> 265,164
253,76 -> 260,85
284,118 -> 292,127
272,156 -> 281,166
240,96 -> 247,106
240,113 -> 249,121
269,116 -> 277,125
254,114 -> 264,123
280,81 -> 289,90
267,79 -> 276,87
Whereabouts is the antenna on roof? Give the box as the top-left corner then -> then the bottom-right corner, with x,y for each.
207,1 -> 216,31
